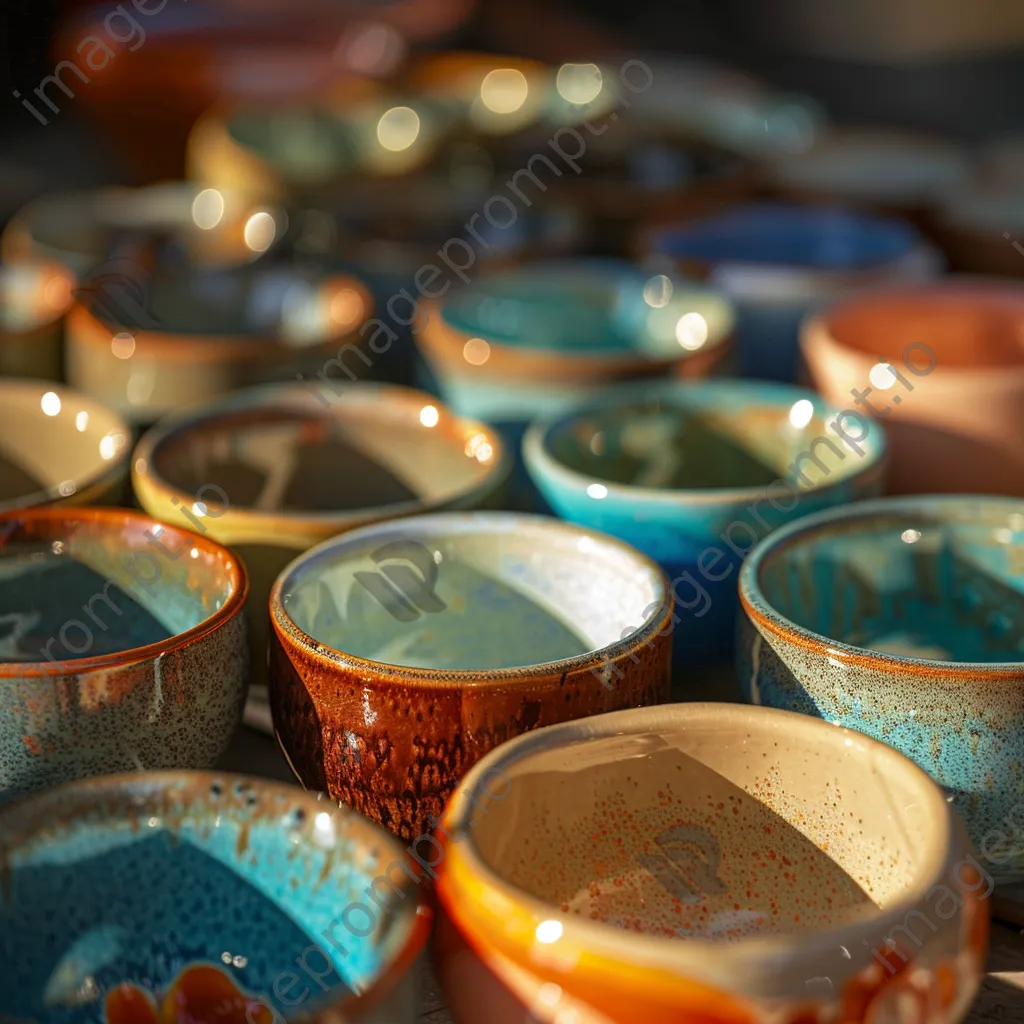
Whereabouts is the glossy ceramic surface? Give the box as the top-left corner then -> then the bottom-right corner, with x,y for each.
523,379 -> 887,668
640,203 -> 941,379
269,511 -> 673,839
435,703 -> 987,1024
0,507 -> 249,803
0,380 -> 131,513
801,279 -> 1024,496
738,495 -> 1024,882
0,770 -> 431,1024
0,261 -> 74,380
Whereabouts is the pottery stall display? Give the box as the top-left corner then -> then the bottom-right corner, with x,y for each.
0,507 -> 248,804
0,770 -> 432,1024
638,202 -> 942,380
801,279 -> 1024,496
268,511 -> 673,839
0,261 -> 75,380
930,182 -> 1024,278
434,703 -> 988,1024
523,379 -> 887,671
738,495 -> 1024,883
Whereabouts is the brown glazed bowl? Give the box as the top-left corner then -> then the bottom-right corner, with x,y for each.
269,511 -> 673,840
929,183 -> 1024,277
801,279 -> 1024,495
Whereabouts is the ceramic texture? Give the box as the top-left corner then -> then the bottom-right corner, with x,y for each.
0,507 -> 249,804
435,703 -> 987,1024
738,495 -> 1024,883
0,770 -> 431,1024
0,379 -> 131,513
0,261 -> 75,380
639,202 -> 941,380
269,511 -> 673,840
801,279 -> 1024,496
523,379 -> 887,669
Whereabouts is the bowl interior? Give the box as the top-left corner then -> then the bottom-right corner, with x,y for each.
281,515 -> 664,671
755,501 -> 1024,663
468,709 -> 946,941
0,774 -> 421,1020
0,262 -> 73,331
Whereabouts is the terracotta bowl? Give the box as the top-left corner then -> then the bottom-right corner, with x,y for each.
268,511 -> 673,840
0,770 -> 432,1024
0,379 -> 130,513
435,703 -> 988,1024
0,507 -> 248,804
800,279 -> 1024,495
0,261 -> 75,380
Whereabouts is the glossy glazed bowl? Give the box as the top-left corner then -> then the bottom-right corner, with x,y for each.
0,770 -> 432,1024
269,511 -> 673,840
801,279 -> 1024,495
0,507 -> 248,803
66,263 -> 372,425
524,379 -> 887,670
931,183 -> 1024,277
738,495 -> 1024,883
639,203 -> 941,380
0,379 -> 130,513
435,703 -> 988,1024
0,261 -> 74,379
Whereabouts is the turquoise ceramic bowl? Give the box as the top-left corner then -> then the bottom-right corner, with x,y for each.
524,379 -> 887,669
738,495 -> 1024,884
0,771 -> 432,1024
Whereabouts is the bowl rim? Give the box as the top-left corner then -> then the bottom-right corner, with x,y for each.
269,509 -> 673,685
0,768 -> 434,1019
739,493 -> 1024,677
522,377 -> 888,506
0,505 -> 249,679
0,259 -> 76,335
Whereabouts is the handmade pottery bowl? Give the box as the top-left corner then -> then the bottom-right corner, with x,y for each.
0,507 -> 248,803
930,183 -> 1024,277
801,279 -> 1024,495
133,382 -> 509,729
434,703 -> 988,1024
269,511 -> 673,840
738,495 -> 1024,883
0,379 -> 131,513
524,379 -> 887,671
639,202 -> 941,380
0,261 -> 74,379
0,770 -> 432,1024
66,262 -> 372,426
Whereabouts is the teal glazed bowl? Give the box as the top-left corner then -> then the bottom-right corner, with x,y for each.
524,379 -> 887,670
738,495 -> 1024,884
0,771 -> 432,1024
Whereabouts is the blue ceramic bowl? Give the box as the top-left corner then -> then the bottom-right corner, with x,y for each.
0,771 -> 432,1024
738,495 -> 1024,884
523,379 -> 887,671
640,202 -> 940,381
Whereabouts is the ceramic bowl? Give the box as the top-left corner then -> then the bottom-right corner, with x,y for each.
66,262 -> 372,426
738,495 -> 1024,884
930,183 -> 1024,277
434,703 -> 988,1024
0,770 -> 432,1024
0,379 -> 131,513
0,507 -> 248,803
639,203 -> 941,380
268,511 -> 673,840
0,261 -> 75,380
800,279 -> 1024,496
523,379 -> 887,670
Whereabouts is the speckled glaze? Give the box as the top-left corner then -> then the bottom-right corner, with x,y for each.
0,770 -> 432,1024
523,379 -> 887,669
269,511 -> 673,840
0,261 -> 74,380
0,508 -> 249,804
435,703 -> 988,1024
738,495 -> 1024,883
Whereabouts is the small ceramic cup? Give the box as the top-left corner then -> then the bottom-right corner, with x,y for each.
269,511 -> 673,840
0,379 -> 131,513
434,703 -> 988,1024
523,379 -> 887,670
930,183 -> 1024,278
638,202 -> 941,380
0,770 -> 432,1024
738,495 -> 1024,884
800,279 -> 1024,496
0,507 -> 248,803
0,261 -> 75,379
